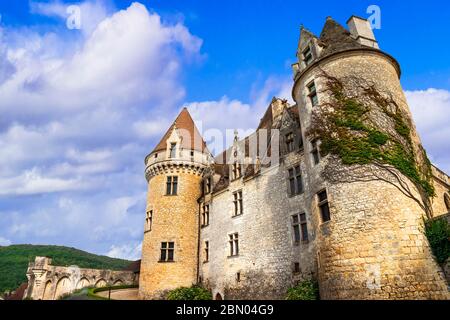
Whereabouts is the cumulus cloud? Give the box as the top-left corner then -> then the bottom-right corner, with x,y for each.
107,242 -> 142,261
186,76 -> 293,154
406,88 -> 450,173
0,1 -> 202,257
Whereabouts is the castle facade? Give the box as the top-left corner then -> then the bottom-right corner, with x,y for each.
139,16 -> 450,300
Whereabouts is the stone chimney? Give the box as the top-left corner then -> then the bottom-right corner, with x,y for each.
270,97 -> 288,122
346,16 -> 379,49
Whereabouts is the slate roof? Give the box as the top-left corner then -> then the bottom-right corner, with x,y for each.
318,17 -> 365,58
151,108 -> 208,154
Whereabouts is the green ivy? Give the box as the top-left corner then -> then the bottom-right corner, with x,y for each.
167,285 -> 212,300
424,218 -> 450,264
286,280 -> 319,300
316,84 -> 435,199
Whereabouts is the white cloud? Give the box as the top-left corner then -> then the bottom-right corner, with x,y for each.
186,76 -> 293,154
406,88 -> 450,173
0,237 -> 11,246
0,2 -> 201,255
107,242 -> 142,261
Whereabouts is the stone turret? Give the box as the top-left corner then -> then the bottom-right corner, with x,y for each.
139,108 -> 212,299
292,16 -> 449,300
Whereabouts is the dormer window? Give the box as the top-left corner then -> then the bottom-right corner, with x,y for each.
232,162 -> 242,180
307,81 -> 318,106
286,132 -> 295,153
302,45 -> 314,66
169,143 -> 176,158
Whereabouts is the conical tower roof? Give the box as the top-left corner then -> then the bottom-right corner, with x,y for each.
151,108 -> 209,154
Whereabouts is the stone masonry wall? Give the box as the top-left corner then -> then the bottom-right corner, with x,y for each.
139,168 -> 203,299
293,50 -> 450,299
199,151 -> 317,300
25,257 -> 136,300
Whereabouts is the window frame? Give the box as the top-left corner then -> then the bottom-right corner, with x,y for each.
285,132 -> 295,153
204,241 -> 209,263
145,210 -> 153,232
307,81 -> 319,106
302,45 -> 314,66
160,242 -> 175,262
201,203 -> 210,227
232,190 -> 243,217
288,165 -> 303,196
166,176 -> 178,196
169,142 -> 177,159
317,190 -> 331,223
228,233 -> 239,257
311,139 -> 320,165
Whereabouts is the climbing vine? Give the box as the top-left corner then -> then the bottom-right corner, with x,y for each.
307,71 -> 435,217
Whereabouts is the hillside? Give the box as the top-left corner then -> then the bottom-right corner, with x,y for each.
0,244 -> 131,294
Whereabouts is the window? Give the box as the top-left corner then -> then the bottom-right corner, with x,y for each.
307,81 -> 318,106
154,153 -> 158,159
444,193 -> 450,211
233,191 -> 243,216
145,210 -> 153,232
201,203 -> 210,227
299,213 -> 308,241
286,132 -> 295,153
236,272 -> 241,282
166,176 -> 178,195
292,213 -> 308,243
205,177 -> 212,194
232,162 -> 242,180
204,241 -> 209,263
160,242 -> 174,262
288,166 -> 303,196
229,233 -> 239,256
293,262 -> 300,274
318,190 -> 331,223
169,143 -> 176,158
311,140 -> 320,165
303,45 -> 313,66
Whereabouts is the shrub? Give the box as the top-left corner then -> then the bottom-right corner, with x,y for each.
286,280 -> 319,300
425,218 -> 450,264
167,285 -> 212,300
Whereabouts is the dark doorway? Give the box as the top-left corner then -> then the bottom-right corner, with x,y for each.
215,293 -> 223,300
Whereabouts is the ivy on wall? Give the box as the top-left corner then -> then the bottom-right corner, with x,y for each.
307,71 -> 435,217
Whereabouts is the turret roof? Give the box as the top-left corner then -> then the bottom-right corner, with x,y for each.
151,108 -> 208,154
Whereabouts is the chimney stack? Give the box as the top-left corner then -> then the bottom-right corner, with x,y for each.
347,16 -> 379,49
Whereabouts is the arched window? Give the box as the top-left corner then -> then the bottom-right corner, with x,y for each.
444,193 -> 450,211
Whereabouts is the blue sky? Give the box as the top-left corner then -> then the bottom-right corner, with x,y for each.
0,1 -> 449,259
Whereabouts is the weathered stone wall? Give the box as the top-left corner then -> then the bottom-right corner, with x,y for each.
24,257 -> 136,300
431,166 -> 450,217
293,50 -> 450,299
199,151 -> 317,300
139,167 -> 204,299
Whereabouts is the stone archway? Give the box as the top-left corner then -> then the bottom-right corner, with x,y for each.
95,279 -> 107,288
42,280 -> 52,300
76,277 -> 90,290
113,279 -> 123,286
54,277 -> 71,300
215,293 -> 223,300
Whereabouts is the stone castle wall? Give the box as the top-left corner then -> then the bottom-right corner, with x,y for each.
199,152 -> 316,300
139,167 -> 204,299
293,50 -> 449,299
24,257 -> 136,300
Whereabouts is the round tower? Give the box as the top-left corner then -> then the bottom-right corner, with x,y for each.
139,108 -> 211,299
292,17 -> 449,299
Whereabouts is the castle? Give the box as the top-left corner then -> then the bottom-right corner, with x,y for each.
139,16 -> 450,300
22,15 -> 450,301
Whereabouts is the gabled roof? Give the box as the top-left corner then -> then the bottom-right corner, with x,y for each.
151,108 -> 209,154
